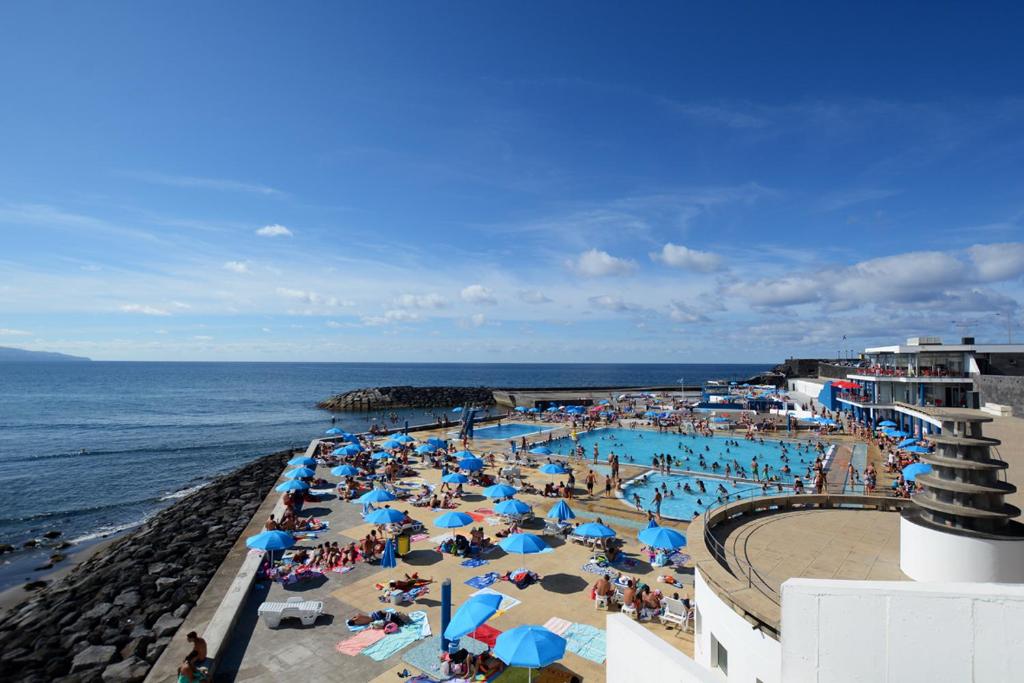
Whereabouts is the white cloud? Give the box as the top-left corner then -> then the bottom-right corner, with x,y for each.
567,249 -> 637,277
517,289 -> 552,304
725,276 -> 820,307
0,328 -> 31,336
119,304 -> 171,316
461,284 -> 497,305
325,321 -> 344,329
261,327 -> 272,333
651,243 -> 723,272
361,310 -> 422,326
193,335 -> 213,341
832,251 -> 966,304
170,301 -> 191,310
469,313 -> 486,327
667,301 -> 710,323
968,243 -> 1024,282
395,293 -> 448,309
588,295 -> 643,312
131,171 -> 283,196
257,224 -> 293,237
223,260 -> 250,274
276,287 -> 353,308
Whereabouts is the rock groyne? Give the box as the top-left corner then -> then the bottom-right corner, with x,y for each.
318,385 -> 495,411
0,449 -> 293,683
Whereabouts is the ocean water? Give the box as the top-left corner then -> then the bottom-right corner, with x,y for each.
0,361 -> 767,548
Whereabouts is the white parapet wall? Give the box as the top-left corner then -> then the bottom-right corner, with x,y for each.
900,514 -> 1024,583
694,568 -> 782,683
605,613 -> 718,683
781,578 -> 1024,682
788,379 -> 825,400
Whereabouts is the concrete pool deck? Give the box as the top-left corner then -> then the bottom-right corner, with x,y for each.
204,423 -> 697,682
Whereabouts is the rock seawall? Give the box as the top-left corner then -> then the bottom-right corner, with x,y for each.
0,449 -> 293,683
318,385 -> 495,411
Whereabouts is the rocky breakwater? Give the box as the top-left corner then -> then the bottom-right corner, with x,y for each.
318,385 -> 495,411
0,449 -> 293,683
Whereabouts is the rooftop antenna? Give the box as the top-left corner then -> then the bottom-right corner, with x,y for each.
996,310 -> 1014,344
950,319 -> 978,339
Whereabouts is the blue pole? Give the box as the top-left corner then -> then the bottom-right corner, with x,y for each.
440,578 -> 452,653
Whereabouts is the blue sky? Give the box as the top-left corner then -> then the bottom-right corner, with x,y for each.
1,2 -> 1023,362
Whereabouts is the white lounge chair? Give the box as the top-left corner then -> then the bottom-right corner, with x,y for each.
258,597 -> 324,628
659,598 -> 692,632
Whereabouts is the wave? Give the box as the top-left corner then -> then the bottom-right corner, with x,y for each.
68,517 -> 151,544
159,482 -> 209,501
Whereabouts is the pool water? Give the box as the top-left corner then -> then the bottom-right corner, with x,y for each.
468,422 -> 555,439
622,472 -> 756,520
546,427 -> 829,481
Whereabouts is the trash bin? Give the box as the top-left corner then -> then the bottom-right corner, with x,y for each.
397,533 -> 411,556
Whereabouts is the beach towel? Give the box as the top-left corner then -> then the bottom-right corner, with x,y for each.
336,629 -> 387,655
410,533 -> 429,542
330,565 -> 355,574
470,588 -> 521,613
563,623 -> 607,663
474,508 -> 494,515
468,624 -> 502,648
428,533 -> 453,545
579,562 -> 606,575
468,512 -> 488,522
362,612 -> 429,661
460,558 -> 488,568
484,516 -> 504,527
542,617 -> 572,637
465,572 -> 500,590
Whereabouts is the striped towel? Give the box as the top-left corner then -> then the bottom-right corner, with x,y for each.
542,617 -> 572,636
563,623 -> 607,663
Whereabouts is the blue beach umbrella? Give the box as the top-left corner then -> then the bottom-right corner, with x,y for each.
879,420 -> 897,428
444,593 -> 503,640
331,465 -> 359,477
902,462 -> 933,482
638,525 -> 687,550
546,500 -> 576,521
394,434 -> 415,443
528,407 -> 541,414
365,508 -> 406,525
452,450 -> 476,459
341,432 -> 359,442
371,451 -> 393,460
546,407 -> 560,413
494,625 -> 566,682
381,440 -> 403,450
358,489 -> 397,504
335,444 -> 362,456
494,499 -> 532,516
427,437 -> 448,447
483,484 -> 518,499
885,429 -> 910,438
285,467 -> 316,480
325,427 -> 343,435
574,522 -> 616,539
442,472 -> 469,484
498,533 -> 549,570
539,463 -> 566,474
903,445 -> 932,454
515,406 -> 527,412
415,444 -> 438,455
458,458 -> 485,472
646,518 -> 659,529
288,456 -> 317,467
381,538 -> 397,568
529,447 -> 552,456
246,530 -> 295,553
435,511 -> 474,528
451,407 -> 463,413
276,480 -> 309,492
898,438 -> 918,448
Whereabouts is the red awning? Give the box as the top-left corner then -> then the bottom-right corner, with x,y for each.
832,380 -> 862,390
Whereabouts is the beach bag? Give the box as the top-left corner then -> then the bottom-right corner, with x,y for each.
384,622 -> 399,634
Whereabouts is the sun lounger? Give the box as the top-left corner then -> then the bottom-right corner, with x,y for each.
258,597 -> 324,628
659,598 -> 693,632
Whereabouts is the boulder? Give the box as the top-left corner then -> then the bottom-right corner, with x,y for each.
44,530 -> 63,539
155,577 -> 178,591
144,636 -> 170,663
70,645 -> 117,672
101,656 -> 149,683
172,602 -> 192,619
83,603 -> 113,620
151,613 -> 183,638
113,591 -> 140,609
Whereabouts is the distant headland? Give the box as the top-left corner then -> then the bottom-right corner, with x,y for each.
0,346 -> 91,362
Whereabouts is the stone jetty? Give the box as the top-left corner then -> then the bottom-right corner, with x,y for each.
317,385 -> 495,411
0,449 -> 293,683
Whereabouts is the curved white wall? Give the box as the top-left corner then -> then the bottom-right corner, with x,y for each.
900,515 -> 1024,583
694,568 -> 781,683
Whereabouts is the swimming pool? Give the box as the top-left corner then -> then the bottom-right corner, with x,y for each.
468,422 -> 555,439
621,472 -> 757,520
545,427 -> 831,481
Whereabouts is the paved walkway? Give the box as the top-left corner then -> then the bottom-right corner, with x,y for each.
218,424 -> 696,682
